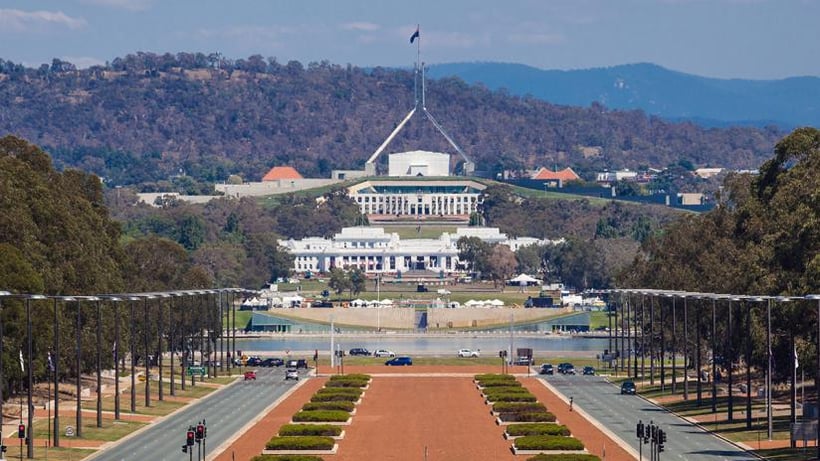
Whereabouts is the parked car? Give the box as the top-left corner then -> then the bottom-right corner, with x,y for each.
261,358 -> 284,367
349,348 -> 371,356
385,356 -> 413,366
243,370 -> 256,380
582,366 -> 595,376
538,364 -> 554,375
287,359 -> 309,369
457,348 -> 480,358
246,356 -> 263,366
374,349 -> 395,358
285,368 -> 299,380
557,362 -> 575,374
621,380 -> 637,395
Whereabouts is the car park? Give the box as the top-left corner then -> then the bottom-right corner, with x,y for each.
287,359 -> 308,369
538,364 -> 554,375
349,348 -> 371,356
457,348 -> 480,358
621,380 -> 637,395
243,370 -> 256,380
385,356 -> 413,366
582,366 -> 595,376
260,358 -> 284,367
374,349 -> 395,358
285,368 -> 299,380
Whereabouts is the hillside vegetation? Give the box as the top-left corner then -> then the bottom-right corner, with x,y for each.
0,54 -> 781,188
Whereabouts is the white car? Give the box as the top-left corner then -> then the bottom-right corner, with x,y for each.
285,368 -> 299,380
458,349 -> 480,358
374,349 -> 395,358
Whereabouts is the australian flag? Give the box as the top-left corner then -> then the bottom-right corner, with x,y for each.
410,26 -> 419,43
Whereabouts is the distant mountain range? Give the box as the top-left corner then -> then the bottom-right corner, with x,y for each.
427,62 -> 820,129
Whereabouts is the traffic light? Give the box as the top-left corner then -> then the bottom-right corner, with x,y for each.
186,430 -> 195,446
658,429 -> 666,452
1,444 -> 7,453
636,420 -> 644,439
181,445 -> 188,454
17,424 -> 25,439
196,423 -> 205,441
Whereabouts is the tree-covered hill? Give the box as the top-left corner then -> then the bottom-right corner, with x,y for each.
0,54 -> 782,187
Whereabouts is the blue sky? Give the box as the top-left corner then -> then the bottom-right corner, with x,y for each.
1,0 -> 818,80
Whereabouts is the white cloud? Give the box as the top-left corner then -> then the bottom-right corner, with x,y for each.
80,0 -> 154,12
341,22 -> 380,32
0,9 -> 87,32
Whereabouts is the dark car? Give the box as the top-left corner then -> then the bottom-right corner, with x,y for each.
621,380 -> 637,395
246,356 -> 263,367
582,366 -> 595,376
287,359 -> 309,369
260,358 -> 284,367
349,348 -> 371,356
538,364 -> 554,375
385,356 -> 413,366
557,362 -> 575,374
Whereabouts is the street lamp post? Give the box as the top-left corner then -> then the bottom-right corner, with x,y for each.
96,298 -> 103,428
683,295 -> 689,401
26,294 -> 47,458
711,295 -> 717,414
0,292 -> 10,446
806,294 -> 820,460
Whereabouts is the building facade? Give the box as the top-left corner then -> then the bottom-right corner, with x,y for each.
279,227 -> 560,275
347,180 -> 486,217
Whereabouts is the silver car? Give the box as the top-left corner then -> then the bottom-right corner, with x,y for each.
285,368 -> 299,380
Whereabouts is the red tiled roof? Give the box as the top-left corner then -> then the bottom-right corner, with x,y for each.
262,166 -> 303,181
532,167 -> 581,182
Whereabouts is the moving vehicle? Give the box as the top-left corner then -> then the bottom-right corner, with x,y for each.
557,362 -> 575,374
243,370 -> 256,380
260,358 -> 284,367
374,349 -> 395,358
287,359 -> 309,369
457,348 -> 480,358
582,366 -> 595,376
513,356 -> 534,366
349,348 -> 371,356
385,356 -> 413,366
621,380 -> 637,395
538,364 -> 554,375
285,368 -> 299,380
246,356 -> 263,366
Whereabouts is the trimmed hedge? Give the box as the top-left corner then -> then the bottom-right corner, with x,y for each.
480,380 -> 523,388
330,373 -> 370,381
279,424 -> 343,437
265,436 -> 335,450
302,401 -> 356,412
526,455 -> 600,461
507,423 -> 571,437
488,393 -> 537,403
325,379 -> 369,388
493,402 -> 546,414
310,393 -> 360,402
315,388 -> 363,396
475,374 -> 516,382
252,455 -> 325,461
500,411 -> 556,423
292,410 -> 351,422
515,435 -> 585,451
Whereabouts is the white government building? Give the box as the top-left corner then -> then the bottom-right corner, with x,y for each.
279,227 -> 560,275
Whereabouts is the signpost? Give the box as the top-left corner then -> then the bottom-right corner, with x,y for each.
186,366 -> 206,377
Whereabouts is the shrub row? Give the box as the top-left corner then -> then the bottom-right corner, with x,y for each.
252,455 -> 325,461
499,411 -> 556,423
514,435 -> 585,451
265,436 -> 335,450
324,380 -> 368,388
526,455 -> 600,461
278,424 -> 343,437
507,423 -> 571,437
292,410 -> 350,423
310,393 -> 360,402
301,401 -> 356,412
475,373 -> 516,382
314,387 -> 363,397
493,402 -> 547,414
488,393 -> 537,403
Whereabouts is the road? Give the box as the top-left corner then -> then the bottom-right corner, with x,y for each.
88,366 -> 303,461
541,373 -> 757,461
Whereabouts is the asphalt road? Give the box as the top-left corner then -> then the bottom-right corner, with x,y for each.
541,372 -> 758,461
88,366 -> 303,461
